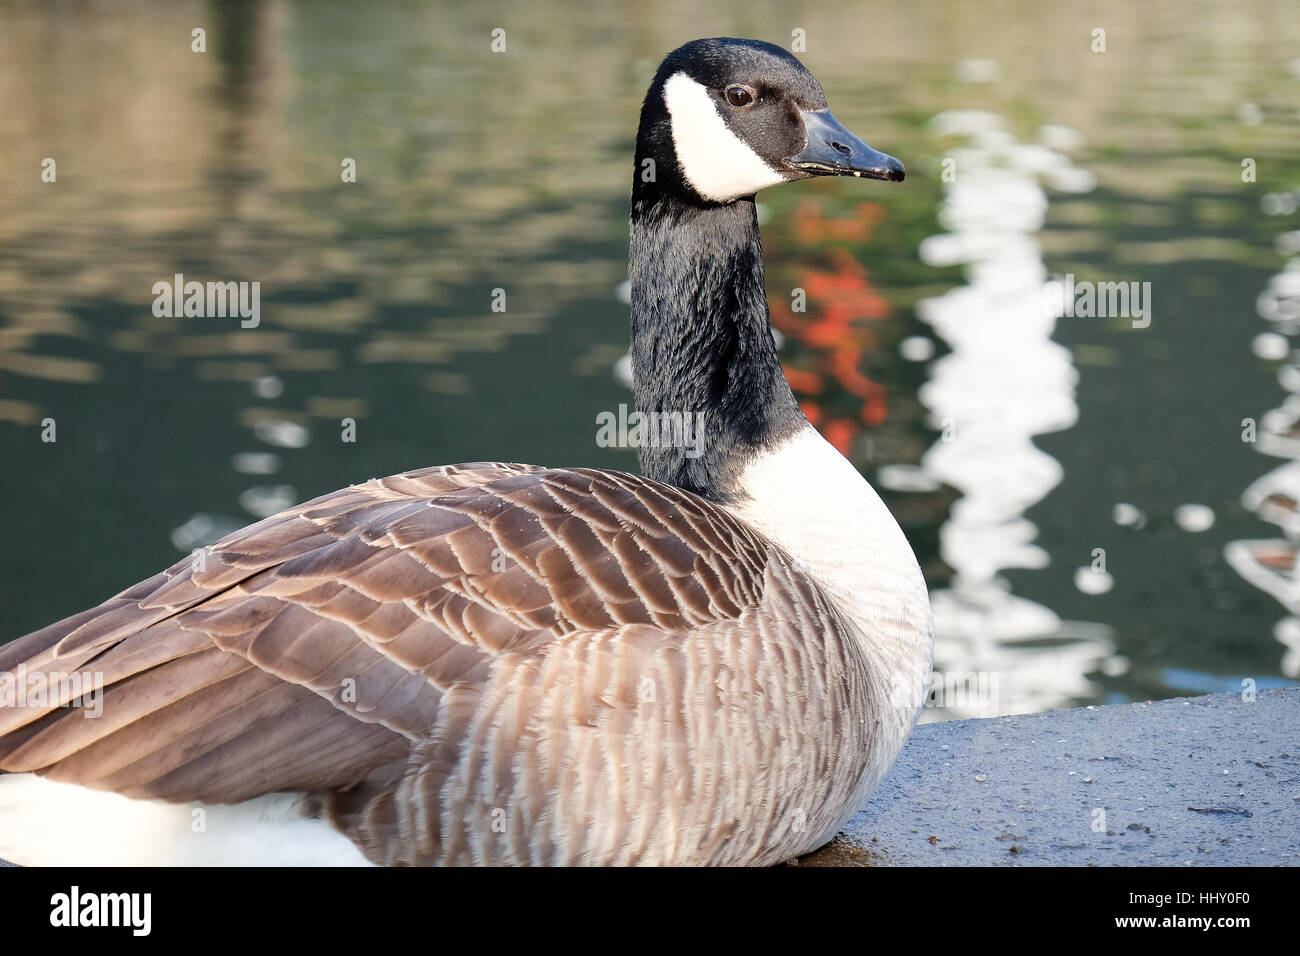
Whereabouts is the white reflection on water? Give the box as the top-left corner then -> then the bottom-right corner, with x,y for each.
1225,240 -> 1300,679
911,110 -> 1117,718
170,381 -> 312,551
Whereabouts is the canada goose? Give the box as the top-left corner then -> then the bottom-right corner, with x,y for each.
0,37 -> 932,866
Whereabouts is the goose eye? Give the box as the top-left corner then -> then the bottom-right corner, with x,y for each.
725,85 -> 754,108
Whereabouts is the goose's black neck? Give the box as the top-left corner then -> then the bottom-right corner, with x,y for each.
629,193 -> 804,502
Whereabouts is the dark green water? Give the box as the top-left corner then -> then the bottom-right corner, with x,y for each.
2,0 -> 1298,719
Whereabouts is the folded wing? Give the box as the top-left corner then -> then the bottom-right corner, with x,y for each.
0,462 -> 800,862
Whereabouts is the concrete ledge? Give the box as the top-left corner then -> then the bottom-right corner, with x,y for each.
803,687 -> 1299,866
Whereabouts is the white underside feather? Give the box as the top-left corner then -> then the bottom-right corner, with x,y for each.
0,773 -> 374,866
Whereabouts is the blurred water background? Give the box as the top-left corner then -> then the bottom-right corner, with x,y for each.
2,0 -> 1299,721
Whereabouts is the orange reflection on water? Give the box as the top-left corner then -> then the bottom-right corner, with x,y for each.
772,203 -> 893,454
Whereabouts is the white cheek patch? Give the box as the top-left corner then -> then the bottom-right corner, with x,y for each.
663,72 -> 789,202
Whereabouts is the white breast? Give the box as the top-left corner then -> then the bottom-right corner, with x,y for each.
725,425 -> 935,728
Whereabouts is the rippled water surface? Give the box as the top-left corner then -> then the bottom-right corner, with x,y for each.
2,0 -> 1299,720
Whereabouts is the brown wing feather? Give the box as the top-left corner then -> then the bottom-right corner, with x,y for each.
0,461 -> 799,859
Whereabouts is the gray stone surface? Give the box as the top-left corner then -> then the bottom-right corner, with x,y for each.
816,687 -> 1299,866
3,688 -> 1296,866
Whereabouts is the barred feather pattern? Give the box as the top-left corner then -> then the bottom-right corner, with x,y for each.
0,462 -> 885,866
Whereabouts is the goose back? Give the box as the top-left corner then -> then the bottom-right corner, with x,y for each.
0,462 -> 885,865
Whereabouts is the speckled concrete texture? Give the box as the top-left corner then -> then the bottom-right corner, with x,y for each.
826,688 -> 1299,866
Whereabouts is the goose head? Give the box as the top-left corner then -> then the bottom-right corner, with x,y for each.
634,37 -> 904,206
